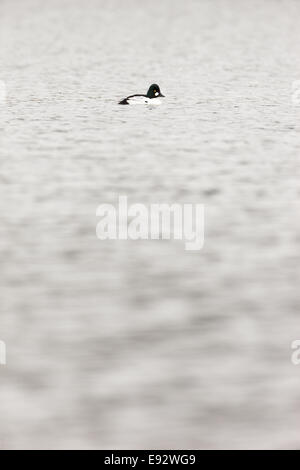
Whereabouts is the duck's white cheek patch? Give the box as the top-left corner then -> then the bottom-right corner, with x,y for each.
155,92 -> 159,96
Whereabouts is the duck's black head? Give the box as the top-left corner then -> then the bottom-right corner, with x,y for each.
147,84 -> 165,99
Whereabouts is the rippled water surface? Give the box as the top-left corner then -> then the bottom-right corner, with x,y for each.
1,0 -> 300,450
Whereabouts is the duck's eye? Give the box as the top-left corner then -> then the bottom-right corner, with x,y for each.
153,89 -> 157,93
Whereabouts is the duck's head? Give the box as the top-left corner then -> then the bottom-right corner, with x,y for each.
147,84 -> 165,99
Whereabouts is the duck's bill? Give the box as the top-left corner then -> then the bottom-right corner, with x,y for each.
159,93 -> 165,98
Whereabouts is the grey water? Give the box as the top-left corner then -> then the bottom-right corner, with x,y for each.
1,0 -> 300,450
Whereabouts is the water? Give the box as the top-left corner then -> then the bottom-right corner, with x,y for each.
0,0 -> 300,450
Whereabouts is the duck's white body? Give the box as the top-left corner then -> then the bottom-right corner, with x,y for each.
125,96 -> 162,106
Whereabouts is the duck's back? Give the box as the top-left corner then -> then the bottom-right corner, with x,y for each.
119,94 -> 149,105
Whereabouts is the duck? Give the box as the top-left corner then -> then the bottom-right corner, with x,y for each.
119,84 -> 165,105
